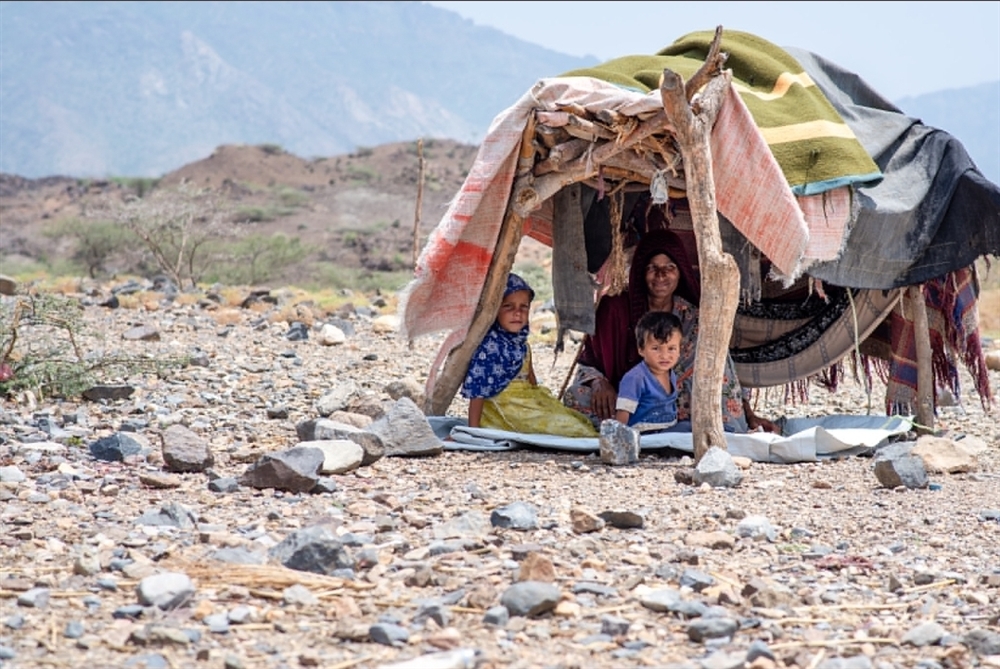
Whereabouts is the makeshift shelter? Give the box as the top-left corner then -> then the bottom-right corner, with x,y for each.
401,28 -> 998,458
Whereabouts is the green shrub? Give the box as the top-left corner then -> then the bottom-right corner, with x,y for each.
346,164 -> 377,181
110,176 -> 160,198
308,264 -> 411,294
259,143 -> 284,155
276,187 -> 309,208
236,206 -> 275,222
0,292 -> 185,400
43,218 -> 137,278
514,262 -> 553,305
204,234 -> 307,285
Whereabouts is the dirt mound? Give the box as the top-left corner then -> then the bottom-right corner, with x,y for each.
160,144 -> 334,190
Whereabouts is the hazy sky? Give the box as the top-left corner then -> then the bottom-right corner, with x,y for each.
425,1 -> 1000,101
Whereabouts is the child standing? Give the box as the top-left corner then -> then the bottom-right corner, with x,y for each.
461,273 -> 597,437
615,310 -> 683,432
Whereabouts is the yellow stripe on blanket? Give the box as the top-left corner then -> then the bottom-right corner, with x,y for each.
732,71 -> 816,101
759,119 -> 859,145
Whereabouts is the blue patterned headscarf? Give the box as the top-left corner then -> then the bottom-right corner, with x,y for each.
460,273 -> 534,400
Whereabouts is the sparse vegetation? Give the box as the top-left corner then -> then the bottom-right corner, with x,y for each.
109,176 -> 160,198
43,218 -> 138,278
258,143 -> 284,155
346,164 -> 378,181
0,291 -> 185,399
87,184 -> 239,289
205,233 -> 308,285
276,187 -> 309,208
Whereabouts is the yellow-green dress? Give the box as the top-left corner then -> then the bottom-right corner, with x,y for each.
480,347 -> 598,438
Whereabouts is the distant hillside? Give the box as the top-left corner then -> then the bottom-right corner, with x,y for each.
1,1 -> 996,186
0,1 -> 594,178
896,81 -> 1000,185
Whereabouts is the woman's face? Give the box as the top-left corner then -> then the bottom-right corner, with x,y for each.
644,252 -> 680,301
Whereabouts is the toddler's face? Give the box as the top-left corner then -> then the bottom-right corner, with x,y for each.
639,329 -> 682,374
497,289 -> 531,333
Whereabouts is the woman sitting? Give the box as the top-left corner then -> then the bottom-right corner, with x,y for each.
563,227 -> 779,433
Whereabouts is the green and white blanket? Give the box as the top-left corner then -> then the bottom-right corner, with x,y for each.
562,29 -> 882,195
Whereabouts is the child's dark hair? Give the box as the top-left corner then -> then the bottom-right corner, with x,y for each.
635,310 -> 682,348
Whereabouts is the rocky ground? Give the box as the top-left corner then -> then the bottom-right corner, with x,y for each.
1,281 -> 999,669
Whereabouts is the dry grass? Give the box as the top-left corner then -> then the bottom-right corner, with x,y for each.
211,308 -> 245,326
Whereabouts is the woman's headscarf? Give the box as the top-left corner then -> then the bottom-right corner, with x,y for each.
460,273 -> 534,400
626,228 -> 701,333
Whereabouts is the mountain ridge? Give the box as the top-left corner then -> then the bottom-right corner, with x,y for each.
2,1 -> 996,184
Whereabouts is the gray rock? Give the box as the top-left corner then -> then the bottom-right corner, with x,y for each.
305,439 -> 364,474
82,385 -> 135,402
679,568 -> 714,592
874,448 -> 929,489
89,432 -> 144,462
160,424 -> 214,473
599,419 -> 639,465
700,650 -> 750,669
282,584 -> 318,606
489,501 -> 539,530
367,396 -> 442,457
692,447 -> 743,487
636,586 -> 682,612
598,510 -> 644,529
736,515 -> 778,542
686,616 -> 738,642
122,325 -> 161,341
499,581 -> 561,617
239,446 -> 324,493
296,418 -> 384,466
210,547 -> 266,565
208,477 -> 240,493
965,628 -> 1000,656
315,381 -> 358,416
63,620 -> 85,639
483,605 -> 509,626
136,572 -> 195,610
902,620 -> 946,646
600,614 -> 630,637
369,622 -> 409,647
0,466 -> 25,483
135,502 -> 197,528
414,601 -> 450,628
268,525 -> 354,575
17,588 -> 50,608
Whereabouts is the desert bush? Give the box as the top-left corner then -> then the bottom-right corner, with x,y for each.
86,183 -> 238,289
513,261 -> 554,305
276,187 -> 309,208
346,164 -> 377,181
110,176 -> 160,198
205,234 -> 307,286
307,264 -> 411,295
258,143 -> 284,155
0,291 -> 185,400
236,206 -> 276,223
43,218 -> 138,278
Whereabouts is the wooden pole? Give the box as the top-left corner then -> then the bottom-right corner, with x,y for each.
658,26 -> 735,463
907,285 -> 935,433
412,139 -> 425,269
427,117 -> 538,415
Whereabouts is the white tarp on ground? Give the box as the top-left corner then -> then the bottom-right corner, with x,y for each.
428,415 -> 913,464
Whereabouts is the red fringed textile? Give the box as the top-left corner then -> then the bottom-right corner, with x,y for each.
885,267 -> 993,415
